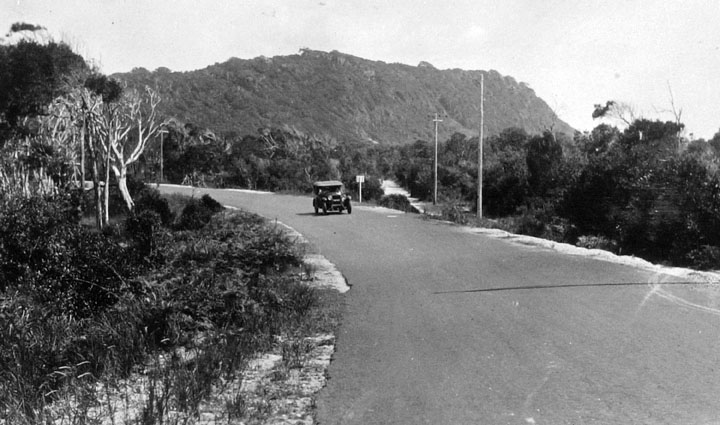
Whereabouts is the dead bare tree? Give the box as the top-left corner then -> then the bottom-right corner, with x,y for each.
660,81 -> 686,151
665,81 -> 683,127
108,86 -> 162,211
592,100 -> 638,126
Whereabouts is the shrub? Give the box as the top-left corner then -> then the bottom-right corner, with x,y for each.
201,193 -> 224,213
176,210 -> 302,277
378,194 -> 419,213
0,194 -> 82,286
0,193 -> 144,316
163,193 -> 193,217
346,177 -> 385,202
576,235 -> 618,252
174,195 -> 223,231
134,187 -> 174,226
514,207 -> 546,237
51,228 -> 138,316
125,209 -> 167,263
685,245 -> 720,270
440,200 -> 470,225
0,200 -> 324,424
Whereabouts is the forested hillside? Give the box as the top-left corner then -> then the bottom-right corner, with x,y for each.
113,49 -> 573,144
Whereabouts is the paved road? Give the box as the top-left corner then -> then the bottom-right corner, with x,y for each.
161,186 -> 720,424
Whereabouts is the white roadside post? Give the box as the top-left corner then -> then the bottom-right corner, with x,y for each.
356,175 -> 365,203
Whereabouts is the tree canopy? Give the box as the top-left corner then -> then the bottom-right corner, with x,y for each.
0,37 -> 88,133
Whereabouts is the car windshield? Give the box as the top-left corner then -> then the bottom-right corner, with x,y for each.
316,185 -> 342,194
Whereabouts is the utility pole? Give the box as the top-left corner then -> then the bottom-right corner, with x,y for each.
477,73 -> 484,218
433,113 -> 443,205
159,128 -> 168,184
80,114 -> 86,190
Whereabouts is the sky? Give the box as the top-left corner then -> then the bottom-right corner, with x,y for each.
2,0 -> 720,139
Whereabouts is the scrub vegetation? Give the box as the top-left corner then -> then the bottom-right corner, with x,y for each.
0,24 -> 338,423
146,118 -> 720,270
0,182 -> 338,423
4,20 -> 720,422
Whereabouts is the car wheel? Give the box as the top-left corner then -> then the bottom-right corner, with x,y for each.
346,201 -> 352,214
322,204 -> 327,215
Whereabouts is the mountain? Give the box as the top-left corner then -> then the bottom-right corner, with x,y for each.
113,49 -> 574,145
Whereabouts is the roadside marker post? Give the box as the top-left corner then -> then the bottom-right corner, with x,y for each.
356,175 -> 365,203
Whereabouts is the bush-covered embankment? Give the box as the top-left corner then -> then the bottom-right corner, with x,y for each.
0,185 -> 336,423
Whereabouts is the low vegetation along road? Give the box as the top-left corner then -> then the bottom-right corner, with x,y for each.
161,186 -> 720,425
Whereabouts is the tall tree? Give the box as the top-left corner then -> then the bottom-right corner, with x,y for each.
0,24 -> 89,199
526,130 -> 563,198
0,30 -> 87,136
106,86 -> 162,211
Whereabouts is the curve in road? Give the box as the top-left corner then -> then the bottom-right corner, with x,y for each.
159,185 -> 720,425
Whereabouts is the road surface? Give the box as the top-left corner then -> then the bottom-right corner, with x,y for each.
160,186 -> 720,425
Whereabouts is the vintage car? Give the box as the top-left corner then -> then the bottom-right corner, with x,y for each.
312,180 -> 352,214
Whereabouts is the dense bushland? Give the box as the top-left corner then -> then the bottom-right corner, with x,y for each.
403,120 -> 720,270
0,191 -> 141,316
0,187 -> 327,423
7,21 -> 719,271
0,32 -> 331,423
140,124 -> 390,201
135,115 -> 720,269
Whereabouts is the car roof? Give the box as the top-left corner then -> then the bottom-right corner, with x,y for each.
313,180 -> 344,187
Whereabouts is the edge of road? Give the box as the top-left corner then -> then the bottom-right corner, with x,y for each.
247,207 -> 720,423
463,226 -> 720,284
221,206 -> 349,424
158,184 -> 720,422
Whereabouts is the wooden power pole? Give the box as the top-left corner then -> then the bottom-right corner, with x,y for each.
159,129 -> 168,183
433,113 -> 443,205
477,73 -> 484,218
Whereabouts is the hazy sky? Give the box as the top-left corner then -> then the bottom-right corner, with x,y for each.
3,0 -> 720,139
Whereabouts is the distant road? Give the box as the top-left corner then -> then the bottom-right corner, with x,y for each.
160,185 -> 720,425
